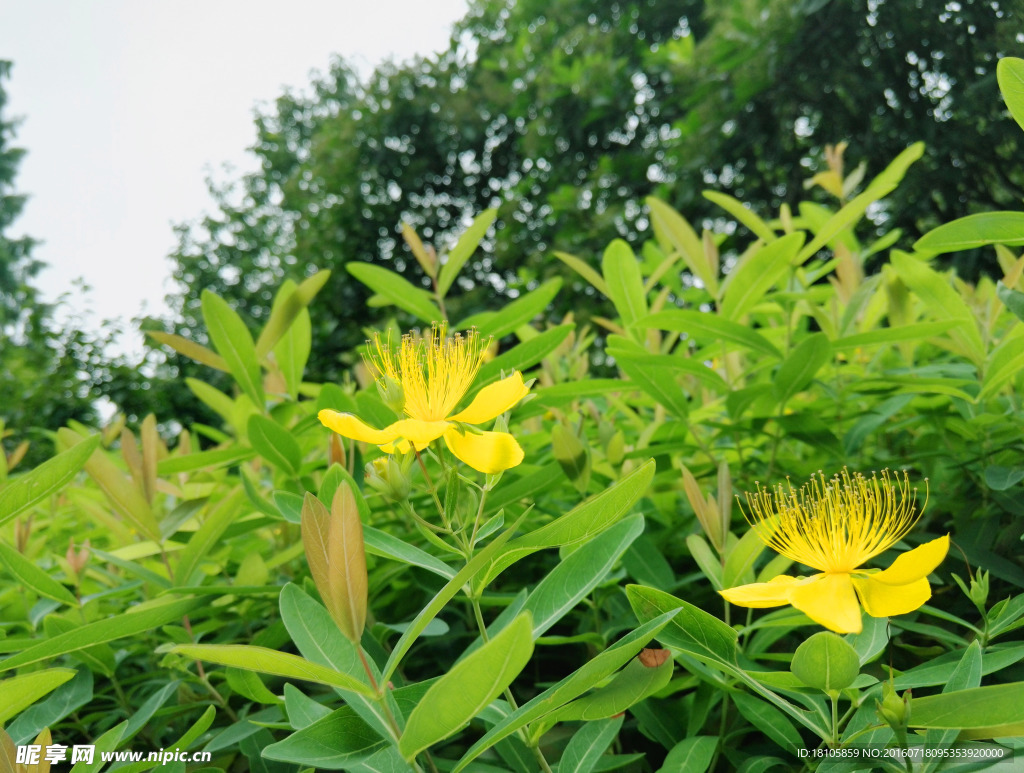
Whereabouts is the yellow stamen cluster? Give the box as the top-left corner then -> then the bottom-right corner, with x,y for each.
744,469 -> 926,574
365,323 -> 488,422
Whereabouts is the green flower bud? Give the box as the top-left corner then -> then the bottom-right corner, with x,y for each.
365,455 -> 412,503
876,682 -> 911,734
376,374 -> 405,414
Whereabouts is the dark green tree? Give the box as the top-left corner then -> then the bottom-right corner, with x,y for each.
160,0 -> 1024,392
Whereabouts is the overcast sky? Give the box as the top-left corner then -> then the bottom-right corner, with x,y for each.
1,0 -> 468,356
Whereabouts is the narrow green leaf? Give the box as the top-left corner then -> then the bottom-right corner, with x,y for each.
482,460 -> 654,585
602,240 -> 648,329
720,233 -> 805,321
57,429 -> 160,541
145,330 -> 228,371
255,270 -> 331,358
7,669 -> 93,745
980,334 -> 1024,401
524,516 -> 643,638
915,212 -> 1024,254
889,251 -> 985,365
464,278 -> 562,339
174,488 -> 245,586
452,612 -> 679,772
831,321 -> 960,351
248,414 -> 301,475
263,705 -> 388,767
438,209 -> 498,297
173,643 -> 375,696
383,516 -> 523,683
657,736 -> 717,773
0,542 -> 78,606
543,652 -> 673,724
998,56 -> 1024,133
731,692 -> 803,755
636,310 -> 781,358
773,332 -> 831,406
795,143 -> 924,264
910,682 -> 1024,729
400,614 -> 535,760
274,304 -> 312,400
201,290 -> 265,405
554,251 -> 610,296
68,720 -> 128,773
557,716 -> 623,773
186,378 -> 237,424
0,597 -> 201,672
925,641 -> 983,753
626,585 -> 738,666
364,526 -> 456,580
347,262 -> 442,322
0,668 -> 76,724
0,434 -> 99,528
474,324 -> 575,390
647,197 -> 718,295
157,446 -> 256,475
703,191 -> 777,243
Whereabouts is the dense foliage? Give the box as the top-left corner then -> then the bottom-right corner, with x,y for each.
2,56 -> 1024,772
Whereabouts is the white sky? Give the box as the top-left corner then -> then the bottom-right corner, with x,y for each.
1,0 -> 468,356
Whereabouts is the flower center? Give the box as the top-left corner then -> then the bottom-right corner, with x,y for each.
366,323 -> 486,422
744,469 -> 924,574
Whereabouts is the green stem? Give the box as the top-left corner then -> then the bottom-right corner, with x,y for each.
830,691 -> 840,747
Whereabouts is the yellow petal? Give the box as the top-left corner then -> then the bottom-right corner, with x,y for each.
789,573 -> 863,634
443,427 -> 524,474
852,575 -> 931,618
870,535 -> 949,586
388,418 -> 450,447
448,372 -> 530,425
319,410 -> 399,445
720,575 -> 802,608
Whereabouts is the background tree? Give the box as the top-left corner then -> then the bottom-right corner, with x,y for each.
157,0 -> 1022,398
0,60 -> 104,460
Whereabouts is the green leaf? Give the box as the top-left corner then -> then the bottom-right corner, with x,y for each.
145,330 -> 228,371
284,684 -> 333,730
915,212 -> 1024,254
925,641 -> 983,753
274,302 -> 313,400
453,612 -> 679,772
657,736 -> 717,773
187,378 -> 237,424
201,289 -> 265,406
464,278 -> 562,339
0,597 -> 201,672
636,310 -> 780,358
772,332 -> 831,406
474,324 -> 575,390
845,614 -> 889,666
0,434 -> 99,528
719,233 -> 805,321
625,585 -> 738,666
703,191 -> 776,243
481,460 -> 655,586
364,525 -> 456,580
910,682 -> 1024,729
255,270 -> 331,359
262,704 -> 388,768
732,692 -> 803,755
790,632 -> 860,693
248,414 -> 302,475
68,720 -> 128,773
157,445 -> 256,475
0,542 -> 79,606
542,652 -> 673,725
57,429 -> 161,541
889,251 -> 985,365
557,716 -> 623,773
172,644 -> 375,697
609,355 -> 692,418
383,516 -> 523,683
831,321 -> 961,351
795,143 -> 924,265
174,488 -> 245,585
6,669 -> 93,745
647,197 -> 718,295
979,335 -> 1024,401
523,515 -> 644,638
399,613 -> 535,760
552,422 -> 592,492
438,209 -> 497,297
602,240 -> 648,329
998,56 -> 1024,133
347,263 -> 442,322
722,527 -> 765,590
997,281 -> 1024,323
554,251 -> 610,296
0,668 -> 76,724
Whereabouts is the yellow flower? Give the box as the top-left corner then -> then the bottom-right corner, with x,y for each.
318,324 -> 529,474
719,469 -> 948,634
